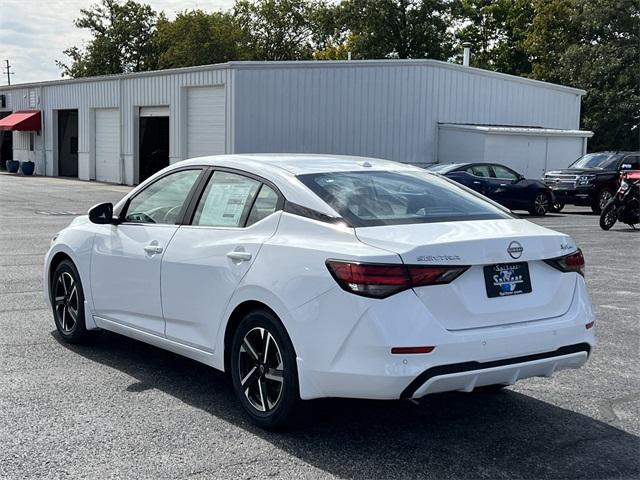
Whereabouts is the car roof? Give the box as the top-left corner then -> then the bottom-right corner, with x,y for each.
178,153 -> 420,175
121,154 -> 431,219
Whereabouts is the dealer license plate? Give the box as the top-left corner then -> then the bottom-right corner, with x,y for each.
483,262 -> 532,298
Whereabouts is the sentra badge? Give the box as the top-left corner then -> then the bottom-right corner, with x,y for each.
417,254 -> 461,262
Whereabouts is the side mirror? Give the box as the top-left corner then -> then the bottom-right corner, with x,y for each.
88,202 -> 116,224
515,174 -> 525,183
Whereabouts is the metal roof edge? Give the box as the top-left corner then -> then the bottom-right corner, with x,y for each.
229,60 -> 586,96
0,59 -> 585,96
439,123 -> 594,137
0,62 -> 234,90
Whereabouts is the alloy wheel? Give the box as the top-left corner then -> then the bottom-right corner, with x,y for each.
238,327 -> 284,412
534,193 -> 549,215
54,271 -> 79,333
599,190 -> 613,210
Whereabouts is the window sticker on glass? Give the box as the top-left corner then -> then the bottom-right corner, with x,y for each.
194,172 -> 260,227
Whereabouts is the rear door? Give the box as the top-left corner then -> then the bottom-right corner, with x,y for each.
161,170 -> 282,351
91,168 -> 203,335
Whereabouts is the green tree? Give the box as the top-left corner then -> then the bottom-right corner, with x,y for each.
339,0 -> 455,60
57,0 -> 160,77
155,10 -> 248,68
454,0 -> 533,75
233,0 -> 320,60
526,0 -> 640,151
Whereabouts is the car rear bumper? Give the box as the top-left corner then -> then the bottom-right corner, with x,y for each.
294,277 -> 595,400
402,343 -> 589,399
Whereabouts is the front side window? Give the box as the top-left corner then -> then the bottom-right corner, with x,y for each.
492,165 -> 518,180
124,169 -> 201,224
468,165 -> 492,178
193,171 -> 261,227
298,170 -> 513,227
621,156 -> 640,170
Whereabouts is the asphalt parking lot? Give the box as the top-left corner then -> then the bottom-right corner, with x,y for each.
0,173 -> 638,480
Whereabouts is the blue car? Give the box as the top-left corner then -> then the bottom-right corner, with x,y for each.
426,163 -> 554,216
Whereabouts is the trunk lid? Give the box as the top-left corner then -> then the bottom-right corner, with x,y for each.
355,219 -> 578,330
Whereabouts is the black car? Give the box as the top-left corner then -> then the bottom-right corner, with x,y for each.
543,151 -> 640,213
426,162 -> 553,216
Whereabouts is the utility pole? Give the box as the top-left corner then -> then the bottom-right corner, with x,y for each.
3,60 -> 14,86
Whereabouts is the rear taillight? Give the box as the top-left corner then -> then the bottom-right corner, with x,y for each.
326,260 -> 468,298
544,249 -> 585,276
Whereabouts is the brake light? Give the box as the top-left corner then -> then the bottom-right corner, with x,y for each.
326,260 -> 468,298
544,249 -> 585,276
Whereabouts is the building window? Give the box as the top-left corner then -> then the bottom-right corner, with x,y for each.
29,133 -> 35,151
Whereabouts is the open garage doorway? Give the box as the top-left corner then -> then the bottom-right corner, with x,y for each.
57,110 -> 78,177
139,107 -> 169,183
0,112 -> 12,170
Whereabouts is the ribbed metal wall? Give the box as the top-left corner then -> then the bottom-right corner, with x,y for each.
233,61 -> 583,164
0,60 -> 584,183
0,66 -> 232,183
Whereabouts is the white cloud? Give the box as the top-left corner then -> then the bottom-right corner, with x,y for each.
0,0 -> 234,85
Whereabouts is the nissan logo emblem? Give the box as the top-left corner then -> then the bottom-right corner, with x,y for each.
507,241 -> 523,259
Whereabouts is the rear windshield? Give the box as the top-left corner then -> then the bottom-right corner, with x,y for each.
298,170 -> 513,227
569,153 -> 620,169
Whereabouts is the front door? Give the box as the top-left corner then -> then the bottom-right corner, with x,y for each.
90,168 -> 202,335
162,171 -> 282,351
488,165 -> 524,208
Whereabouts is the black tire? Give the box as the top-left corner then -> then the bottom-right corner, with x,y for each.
529,191 -> 550,216
230,309 -> 305,430
591,188 -> 614,214
550,202 -> 565,213
599,201 -> 618,230
50,259 -> 92,343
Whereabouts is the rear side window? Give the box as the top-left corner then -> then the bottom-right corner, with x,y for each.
246,185 -> 279,226
298,170 -> 512,227
193,171 -> 260,227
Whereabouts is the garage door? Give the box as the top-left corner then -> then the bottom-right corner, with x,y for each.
187,87 -> 226,158
95,109 -> 120,183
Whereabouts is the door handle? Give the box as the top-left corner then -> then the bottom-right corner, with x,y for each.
500,183 -> 507,187
226,250 -> 252,262
473,181 -> 481,184
144,244 -> 163,254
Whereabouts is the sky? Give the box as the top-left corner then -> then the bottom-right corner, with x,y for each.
0,0 -> 235,85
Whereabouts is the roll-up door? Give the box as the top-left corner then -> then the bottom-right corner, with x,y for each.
95,109 -> 120,183
187,87 -> 226,158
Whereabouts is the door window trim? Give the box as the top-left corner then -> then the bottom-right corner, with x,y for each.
117,166 -> 207,226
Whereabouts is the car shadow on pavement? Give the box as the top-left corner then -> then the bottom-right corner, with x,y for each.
53,330 -> 640,480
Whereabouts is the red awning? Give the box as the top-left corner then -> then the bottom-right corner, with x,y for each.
0,111 -> 41,131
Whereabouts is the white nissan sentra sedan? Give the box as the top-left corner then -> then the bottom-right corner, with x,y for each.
45,154 -> 594,428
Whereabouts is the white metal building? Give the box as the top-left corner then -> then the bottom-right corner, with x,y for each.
0,60 -> 592,185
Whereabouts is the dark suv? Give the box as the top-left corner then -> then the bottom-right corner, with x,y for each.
543,152 -> 640,213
